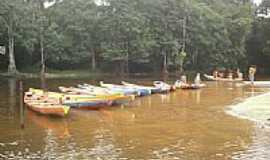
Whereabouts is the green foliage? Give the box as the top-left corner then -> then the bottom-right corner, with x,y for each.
245,0 -> 270,73
0,0 -> 259,73
175,50 -> 186,66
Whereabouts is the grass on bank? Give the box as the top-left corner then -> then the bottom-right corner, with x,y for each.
0,69 -> 108,79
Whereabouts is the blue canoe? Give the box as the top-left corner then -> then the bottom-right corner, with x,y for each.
64,99 -> 113,109
100,82 -> 151,96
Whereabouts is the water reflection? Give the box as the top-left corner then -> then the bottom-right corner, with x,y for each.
8,78 -> 17,119
100,109 -> 136,125
43,129 -> 59,159
88,128 -> 122,159
40,76 -> 47,91
160,94 -> 170,104
194,89 -> 201,104
232,127 -> 270,160
27,110 -> 70,138
250,86 -> 255,97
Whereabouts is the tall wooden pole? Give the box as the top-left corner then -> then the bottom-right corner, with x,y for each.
19,81 -> 25,129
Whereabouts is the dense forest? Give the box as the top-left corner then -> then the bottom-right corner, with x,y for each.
0,0 -> 269,76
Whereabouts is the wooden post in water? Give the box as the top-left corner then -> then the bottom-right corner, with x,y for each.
19,81 -> 25,129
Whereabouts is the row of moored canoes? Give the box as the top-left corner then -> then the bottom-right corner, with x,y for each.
24,81 -> 205,117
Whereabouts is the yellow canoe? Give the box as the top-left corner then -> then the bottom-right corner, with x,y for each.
28,88 -> 135,105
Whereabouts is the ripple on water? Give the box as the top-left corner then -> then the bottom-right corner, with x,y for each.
232,126 -> 270,160
0,128 -> 125,160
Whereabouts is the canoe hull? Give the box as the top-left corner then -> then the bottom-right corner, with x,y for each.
121,81 -> 164,94
153,81 -> 172,92
175,81 -> 206,90
26,102 -> 70,117
204,74 -> 243,82
180,85 -> 204,90
150,88 -> 163,94
100,83 -> 139,96
130,88 -> 151,96
64,100 -> 113,109
111,95 -> 135,105
59,86 -> 135,105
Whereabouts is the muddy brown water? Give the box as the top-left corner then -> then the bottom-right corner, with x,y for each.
0,77 -> 269,160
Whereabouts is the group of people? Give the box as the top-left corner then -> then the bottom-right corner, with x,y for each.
175,73 -> 202,88
212,65 -> 257,83
176,65 -> 257,88
212,68 -> 243,81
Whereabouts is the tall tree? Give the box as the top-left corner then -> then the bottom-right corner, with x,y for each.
0,0 -> 22,74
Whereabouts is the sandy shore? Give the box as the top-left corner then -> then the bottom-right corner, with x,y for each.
228,91 -> 270,124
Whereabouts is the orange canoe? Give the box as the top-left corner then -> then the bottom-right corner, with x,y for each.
25,102 -> 70,117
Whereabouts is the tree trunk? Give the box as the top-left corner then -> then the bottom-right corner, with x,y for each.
126,55 -> 129,74
7,26 -> 17,75
119,61 -> 125,75
179,61 -> 183,74
40,34 -> 45,76
125,36 -> 130,74
162,51 -> 168,75
91,49 -> 96,71
126,48 -> 129,74
39,1 -> 46,76
178,16 -> 187,75
182,17 -> 186,53
176,63 -> 182,77
193,48 -> 198,69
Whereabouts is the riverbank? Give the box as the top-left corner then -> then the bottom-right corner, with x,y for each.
0,70 -> 199,79
0,70 -> 112,79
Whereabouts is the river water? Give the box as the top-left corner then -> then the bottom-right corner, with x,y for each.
0,77 -> 269,160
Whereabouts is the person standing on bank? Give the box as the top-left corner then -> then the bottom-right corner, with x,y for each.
194,73 -> 201,86
248,65 -> 257,85
236,68 -> 243,81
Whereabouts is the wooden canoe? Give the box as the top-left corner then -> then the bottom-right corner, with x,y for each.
25,101 -> 70,117
121,81 -> 162,94
174,80 -> 206,89
153,81 -> 175,92
77,84 -> 116,96
27,88 -> 114,109
179,84 -> 206,90
59,86 -> 96,95
104,82 -> 152,96
28,88 -> 134,108
59,86 -> 119,97
60,86 -> 135,105
100,82 -> 141,96
204,74 -> 243,82
78,84 -> 121,95
29,88 -> 110,101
